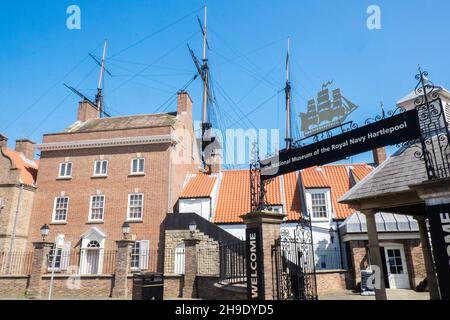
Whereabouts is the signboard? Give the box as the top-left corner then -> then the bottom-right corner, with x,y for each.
246,227 -> 265,300
426,204 -> 450,300
261,109 -> 421,180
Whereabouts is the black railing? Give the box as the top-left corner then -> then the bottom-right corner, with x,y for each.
219,242 -> 246,285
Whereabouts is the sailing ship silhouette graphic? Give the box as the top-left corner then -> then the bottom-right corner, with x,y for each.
299,81 -> 359,137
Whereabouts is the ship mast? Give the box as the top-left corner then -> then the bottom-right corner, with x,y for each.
201,5 -> 212,170
94,41 -> 108,117
285,37 -> 293,149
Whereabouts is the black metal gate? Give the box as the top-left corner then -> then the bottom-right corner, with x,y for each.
272,219 -> 318,300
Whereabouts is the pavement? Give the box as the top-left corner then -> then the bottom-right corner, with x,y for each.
0,289 -> 431,300
319,289 -> 430,300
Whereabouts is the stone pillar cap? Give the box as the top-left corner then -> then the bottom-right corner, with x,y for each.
241,211 -> 287,223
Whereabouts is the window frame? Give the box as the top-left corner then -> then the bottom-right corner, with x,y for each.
93,160 -> 108,177
88,195 -> 106,222
306,188 -> 331,221
130,158 -> 145,175
52,196 -> 70,223
127,193 -> 144,221
58,162 -> 73,178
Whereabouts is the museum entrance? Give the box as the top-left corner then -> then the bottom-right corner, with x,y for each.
246,70 -> 450,300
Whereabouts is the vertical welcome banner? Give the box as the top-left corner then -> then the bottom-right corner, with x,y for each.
246,227 -> 265,300
426,204 -> 450,300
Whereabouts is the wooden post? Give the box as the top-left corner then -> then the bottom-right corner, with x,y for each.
362,210 -> 387,300
415,216 -> 441,300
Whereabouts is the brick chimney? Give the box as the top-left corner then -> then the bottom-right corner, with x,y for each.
77,100 -> 99,122
372,147 -> 387,166
0,133 -> 7,148
177,91 -> 193,117
15,139 -> 36,160
210,150 -> 222,174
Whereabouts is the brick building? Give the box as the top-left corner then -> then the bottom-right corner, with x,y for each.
0,134 -> 38,252
27,91 -> 200,274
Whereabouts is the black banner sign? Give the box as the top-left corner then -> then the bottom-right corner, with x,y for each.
246,227 -> 265,300
261,109 -> 421,180
426,204 -> 450,300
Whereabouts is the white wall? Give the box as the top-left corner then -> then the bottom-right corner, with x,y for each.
179,198 -> 211,221
219,224 -> 246,241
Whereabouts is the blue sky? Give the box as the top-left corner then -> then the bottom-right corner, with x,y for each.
1,0 -> 449,166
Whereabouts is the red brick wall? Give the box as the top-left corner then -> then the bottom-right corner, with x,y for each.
316,270 -> 354,294
28,143 -> 171,251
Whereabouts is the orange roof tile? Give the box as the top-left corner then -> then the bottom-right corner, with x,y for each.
352,164 -> 373,182
213,170 -> 282,224
322,165 -> 352,220
2,148 -> 38,186
180,173 -> 217,198
301,167 -> 329,188
181,164 -> 374,224
282,172 -> 302,221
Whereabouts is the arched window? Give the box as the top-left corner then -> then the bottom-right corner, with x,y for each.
87,240 -> 100,248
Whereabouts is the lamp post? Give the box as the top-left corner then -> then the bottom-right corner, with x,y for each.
188,220 -> 197,236
121,222 -> 130,240
329,227 -> 336,244
40,224 -> 50,242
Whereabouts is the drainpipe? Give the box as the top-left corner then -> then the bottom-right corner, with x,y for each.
6,183 -> 24,273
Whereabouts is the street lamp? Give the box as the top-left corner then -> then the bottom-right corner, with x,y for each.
40,224 -> 50,241
121,222 -> 130,239
189,220 -> 197,235
329,227 -> 336,244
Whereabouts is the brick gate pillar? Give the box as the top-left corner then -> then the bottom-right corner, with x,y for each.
182,237 -> 200,298
242,211 -> 286,300
27,241 -> 53,298
112,240 -> 135,298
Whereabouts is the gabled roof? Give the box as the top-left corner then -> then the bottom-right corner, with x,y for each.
1,148 -> 38,186
397,85 -> 450,105
180,164 -> 374,224
63,112 -> 177,133
212,170 -> 282,224
180,173 -> 218,199
340,144 -> 427,203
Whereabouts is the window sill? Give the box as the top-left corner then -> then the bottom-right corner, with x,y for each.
86,220 -> 104,224
128,173 -> 145,177
91,175 -> 108,179
126,219 -> 143,224
50,221 -> 67,225
56,177 -> 72,181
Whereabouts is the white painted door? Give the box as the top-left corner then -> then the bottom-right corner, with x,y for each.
384,245 -> 410,289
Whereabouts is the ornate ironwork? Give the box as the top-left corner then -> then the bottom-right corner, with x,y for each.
272,215 -> 317,300
413,69 -> 450,180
